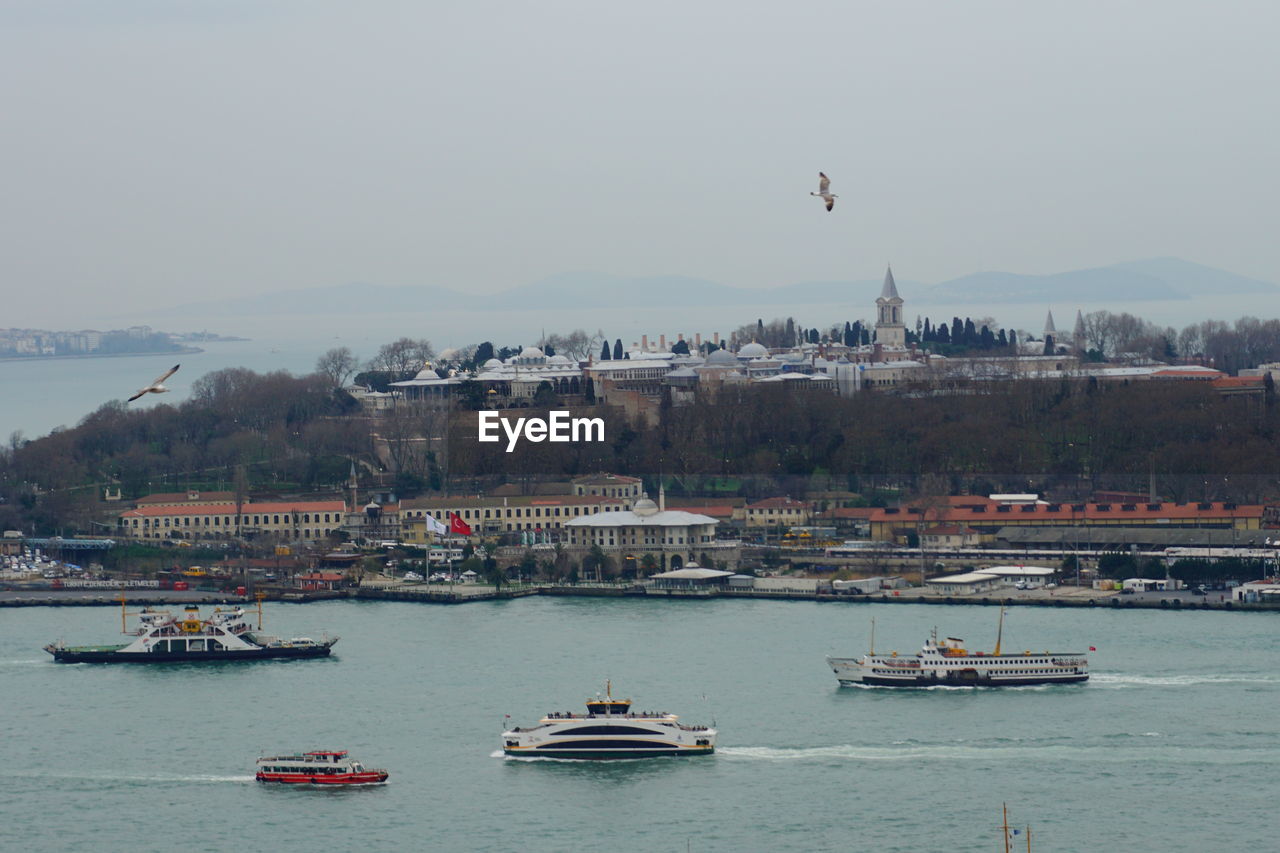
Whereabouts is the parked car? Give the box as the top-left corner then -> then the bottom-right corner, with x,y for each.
403,571 -> 424,582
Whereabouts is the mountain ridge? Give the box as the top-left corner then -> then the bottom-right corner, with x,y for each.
154,258 -> 1277,316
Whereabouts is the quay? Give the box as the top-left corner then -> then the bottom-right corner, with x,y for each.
1,584 -> 1274,612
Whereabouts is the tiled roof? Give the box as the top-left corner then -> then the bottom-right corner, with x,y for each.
871,501 -> 1263,525
121,501 -> 346,518
135,491 -> 235,505
571,473 -> 643,485
747,497 -> 811,510
402,495 -> 624,510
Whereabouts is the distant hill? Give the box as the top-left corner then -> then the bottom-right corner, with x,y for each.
158,282 -> 468,316
925,258 -> 1278,303
499,271 -> 744,309
155,258 -> 1277,315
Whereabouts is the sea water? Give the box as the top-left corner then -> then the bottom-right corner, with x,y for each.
2,597 -> 1276,852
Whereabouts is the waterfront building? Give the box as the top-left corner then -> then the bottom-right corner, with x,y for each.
400,494 -> 631,540
869,499 -> 1264,543
564,492 -> 739,570
921,525 -> 980,549
572,473 -> 643,500
743,497 -> 813,529
118,500 -> 348,542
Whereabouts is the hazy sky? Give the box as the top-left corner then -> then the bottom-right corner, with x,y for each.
3,0 -> 1278,327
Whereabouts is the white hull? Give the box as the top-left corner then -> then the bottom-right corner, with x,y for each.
828,631 -> 1088,688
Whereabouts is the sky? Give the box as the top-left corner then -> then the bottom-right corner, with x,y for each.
3,0 -> 1278,328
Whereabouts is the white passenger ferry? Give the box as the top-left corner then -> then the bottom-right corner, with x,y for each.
502,684 -> 716,759
44,598 -> 336,663
827,613 -> 1088,688
256,750 -> 388,785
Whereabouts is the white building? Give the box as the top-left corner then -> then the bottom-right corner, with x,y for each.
564,493 -> 738,570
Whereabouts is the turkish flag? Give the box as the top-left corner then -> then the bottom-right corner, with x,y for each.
449,512 -> 472,536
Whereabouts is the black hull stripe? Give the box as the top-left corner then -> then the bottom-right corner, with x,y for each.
49,647 -> 332,663
853,674 -> 1089,687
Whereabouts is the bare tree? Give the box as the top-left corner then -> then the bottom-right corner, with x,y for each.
367,338 -> 435,377
315,347 -> 359,389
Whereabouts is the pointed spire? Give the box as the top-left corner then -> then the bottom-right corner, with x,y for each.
879,264 -> 901,301
1044,310 -> 1057,333
1074,309 -> 1085,337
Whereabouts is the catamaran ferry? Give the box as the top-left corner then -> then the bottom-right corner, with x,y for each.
502,684 -> 716,759
256,750 -> 388,785
44,598 -> 336,663
827,613 -> 1089,688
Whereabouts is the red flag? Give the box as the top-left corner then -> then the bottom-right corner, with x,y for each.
449,512 -> 472,536
1089,646 -> 1097,651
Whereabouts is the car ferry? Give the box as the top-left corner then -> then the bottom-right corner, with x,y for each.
502,683 -> 716,759
256,750 -> 388,785
44,597 -> 336,663
827,612 -> 1089,688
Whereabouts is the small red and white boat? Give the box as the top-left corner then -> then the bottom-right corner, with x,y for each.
255,750 -> 388,785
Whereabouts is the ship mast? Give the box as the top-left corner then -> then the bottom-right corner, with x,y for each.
994,605 -> 1005,656
1001,803 -> 1011,853
869,617 -> 876,655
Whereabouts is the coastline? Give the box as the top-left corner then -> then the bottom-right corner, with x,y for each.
0,346 -> 205,363
1,584 -> 1269,612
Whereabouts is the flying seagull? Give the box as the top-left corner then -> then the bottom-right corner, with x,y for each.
811,172 -> 837,211
128,364 -> 180,402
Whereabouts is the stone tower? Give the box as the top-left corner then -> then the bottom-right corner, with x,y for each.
875,265 -> 906,348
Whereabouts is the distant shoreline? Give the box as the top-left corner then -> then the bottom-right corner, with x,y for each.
0,346 -> 205,364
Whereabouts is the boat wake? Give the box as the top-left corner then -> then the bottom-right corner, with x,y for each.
717,742 -> 1274,765
1092,673 -> 1280,688
2,769 -> 256,784
494,750 -> 681,764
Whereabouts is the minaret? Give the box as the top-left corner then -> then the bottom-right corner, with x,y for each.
1043,310 -> 1057,341
874,265 -> 906,348
1073,309 -> 1086,351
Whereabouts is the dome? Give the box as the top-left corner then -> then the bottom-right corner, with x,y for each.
632,496 -> 659,517
520,346 -> 545,359
547,354 -> 571,364
705,348 -> 737,366
438,347 -> 459,361
413,366 -> 438,380
484,358 -> 504,369
739,341 -> 768,358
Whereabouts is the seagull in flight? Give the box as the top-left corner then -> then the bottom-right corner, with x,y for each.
128,364 -> 180,402
811,172 -> 837,211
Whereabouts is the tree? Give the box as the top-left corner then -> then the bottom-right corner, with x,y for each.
474,341 -> 495,364
315,347 -> 358,389
613,339 -> 624,360
671,339 -> 690,355
1043,334 -> 1056,356
600,340 -> 612,361
367,338 -> 434,379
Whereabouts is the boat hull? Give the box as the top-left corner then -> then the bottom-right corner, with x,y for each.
851,673 -> 1089,688
504,745 -> 714,760
46,644 -> 334,663
256,771 -> 388,785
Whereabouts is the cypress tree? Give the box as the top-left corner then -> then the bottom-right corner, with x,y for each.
601,340 -> 611,361
613,338 -> 623,360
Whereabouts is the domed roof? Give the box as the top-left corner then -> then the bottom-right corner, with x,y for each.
520,346 -> 545,359
738,341 -> 768,358
632,496 -> 659,517
705,348 -> 737,365
483,358 -> 504,369
413,366 -> 438,379
438,347 -> 459,361
546,354 -> 571,364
